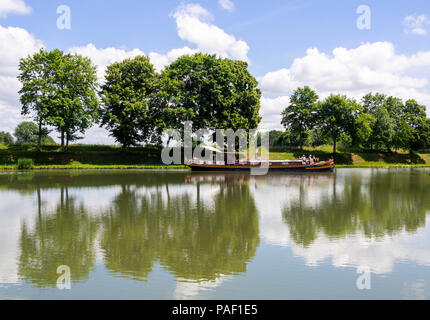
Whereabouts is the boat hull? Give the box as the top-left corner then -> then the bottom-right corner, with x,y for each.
188,161 -> 335,172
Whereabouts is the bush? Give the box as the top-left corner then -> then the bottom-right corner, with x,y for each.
16,158 -> 34,169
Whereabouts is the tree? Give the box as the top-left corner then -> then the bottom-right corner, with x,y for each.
18,49 -> 59,152
18,49 -> 99,152
352,112 -> 375,149
401,99 -> 429,152
14,121 -> 39,144
317,94 -> 357,154
49,52 -> 99,151
370,105 -> 395,151
0,131 -> 14,145
14,121 -> 54,145
360,93 -> 403,151
159,53 -> 261,135
100,56 -> 159,148
281,86 -> 319,150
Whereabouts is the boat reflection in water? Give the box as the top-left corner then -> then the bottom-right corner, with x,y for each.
0,168 -> 429,299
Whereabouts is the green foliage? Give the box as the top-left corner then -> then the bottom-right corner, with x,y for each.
281,86 -> 319,149
14,121 -> 55,146
100,56 -> 160,147
316,94 -> 358,153
16,158 -> 34,169
18,49 -> 99,151
14,121 -> 39,144
159,53 -> 261,132
0,131 -> 14,145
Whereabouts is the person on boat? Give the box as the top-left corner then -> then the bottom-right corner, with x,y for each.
309,155 -> 314,165
301,155 -> 306,164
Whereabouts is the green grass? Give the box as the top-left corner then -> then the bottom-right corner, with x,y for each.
0,144 -> 429,170
16,158 -> 34,170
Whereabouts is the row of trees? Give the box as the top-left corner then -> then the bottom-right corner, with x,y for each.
281,87 -> 430,153
14,49 -> 430,154
0,122 -> 56,146
18,49 -> 261,151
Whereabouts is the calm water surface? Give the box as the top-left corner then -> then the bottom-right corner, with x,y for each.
0,168 -> 429,300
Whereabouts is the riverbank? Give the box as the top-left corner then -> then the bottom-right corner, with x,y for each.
1,144 -> 429,170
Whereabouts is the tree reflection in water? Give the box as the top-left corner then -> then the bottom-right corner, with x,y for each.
282,170 -> 430,247
14,172 -> 259,286
101,174 -> 259,282
18,186 -> 99,288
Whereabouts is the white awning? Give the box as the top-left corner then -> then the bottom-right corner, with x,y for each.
201,145 -> 223,153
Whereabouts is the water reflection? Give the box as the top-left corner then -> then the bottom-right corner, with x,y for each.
100,181 -> 259,281
0,169 -> 428,293
18,186 -> 98,287
282,170 -> 430,247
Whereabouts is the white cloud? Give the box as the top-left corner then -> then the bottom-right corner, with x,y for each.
219,0 -> 235,12
68,43 -> 146,80
149,46 -> 197,72
258,42 -> 430,129
0,25 -> 44,133
172,3 -> 249,62
259,96 -> 290,131
0,0 -> 31,18
403,15 -> 430,35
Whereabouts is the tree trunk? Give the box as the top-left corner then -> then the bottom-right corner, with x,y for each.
333,137 -> 337,154
37,120 -> 42,153
61,130 -> 65,151
65,136 -> 69,152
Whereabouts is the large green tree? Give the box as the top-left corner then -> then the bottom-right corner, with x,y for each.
281,86 -> 319,150
18,49 -> 58,151
100,56 -> 160,148
49,52 -> 99,150
316,94 -> 357,154
401,99 -> 429,152
158,53 -> 261,134
18,49 -> 99,151
360,93 -> 402,151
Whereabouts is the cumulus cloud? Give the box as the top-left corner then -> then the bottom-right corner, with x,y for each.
403,15 -> 430,35
258,42 -> 430,129
68,44 -> 146,80
0,0 -> 31,18
0,25 -> 43,133
149,46 -> 197,72
218,0 -> 235,12
172,3 -> 249,61
259,96 -> 290,131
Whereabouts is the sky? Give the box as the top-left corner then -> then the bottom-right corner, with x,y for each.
1,0 -> 430,144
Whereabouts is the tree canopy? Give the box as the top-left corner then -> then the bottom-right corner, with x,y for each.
158,53 -> 261,133
99,56 -> 160,147
0,131 -> 14,145
281,86 -> 319,150
18,49 -> 99,151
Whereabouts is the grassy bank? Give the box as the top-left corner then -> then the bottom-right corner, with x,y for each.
0,144 -> 429,170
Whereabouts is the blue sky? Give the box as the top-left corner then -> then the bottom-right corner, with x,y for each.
1,0 -> 430,143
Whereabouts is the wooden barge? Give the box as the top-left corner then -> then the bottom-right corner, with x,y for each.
188,159 -> 335,172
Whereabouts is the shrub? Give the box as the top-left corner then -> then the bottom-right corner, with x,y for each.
16,158 -> 34,169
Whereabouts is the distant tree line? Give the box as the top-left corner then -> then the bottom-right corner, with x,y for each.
279,87 -> 430,153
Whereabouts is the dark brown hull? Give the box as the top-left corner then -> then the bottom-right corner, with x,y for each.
188,161 -> 335,172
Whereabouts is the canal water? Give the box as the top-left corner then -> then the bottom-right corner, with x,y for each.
0,168 -> 429,299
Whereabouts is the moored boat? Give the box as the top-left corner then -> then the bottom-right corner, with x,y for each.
188,159 -> 335,172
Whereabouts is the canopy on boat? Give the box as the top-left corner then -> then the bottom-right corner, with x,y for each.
201,145 -> 223,153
